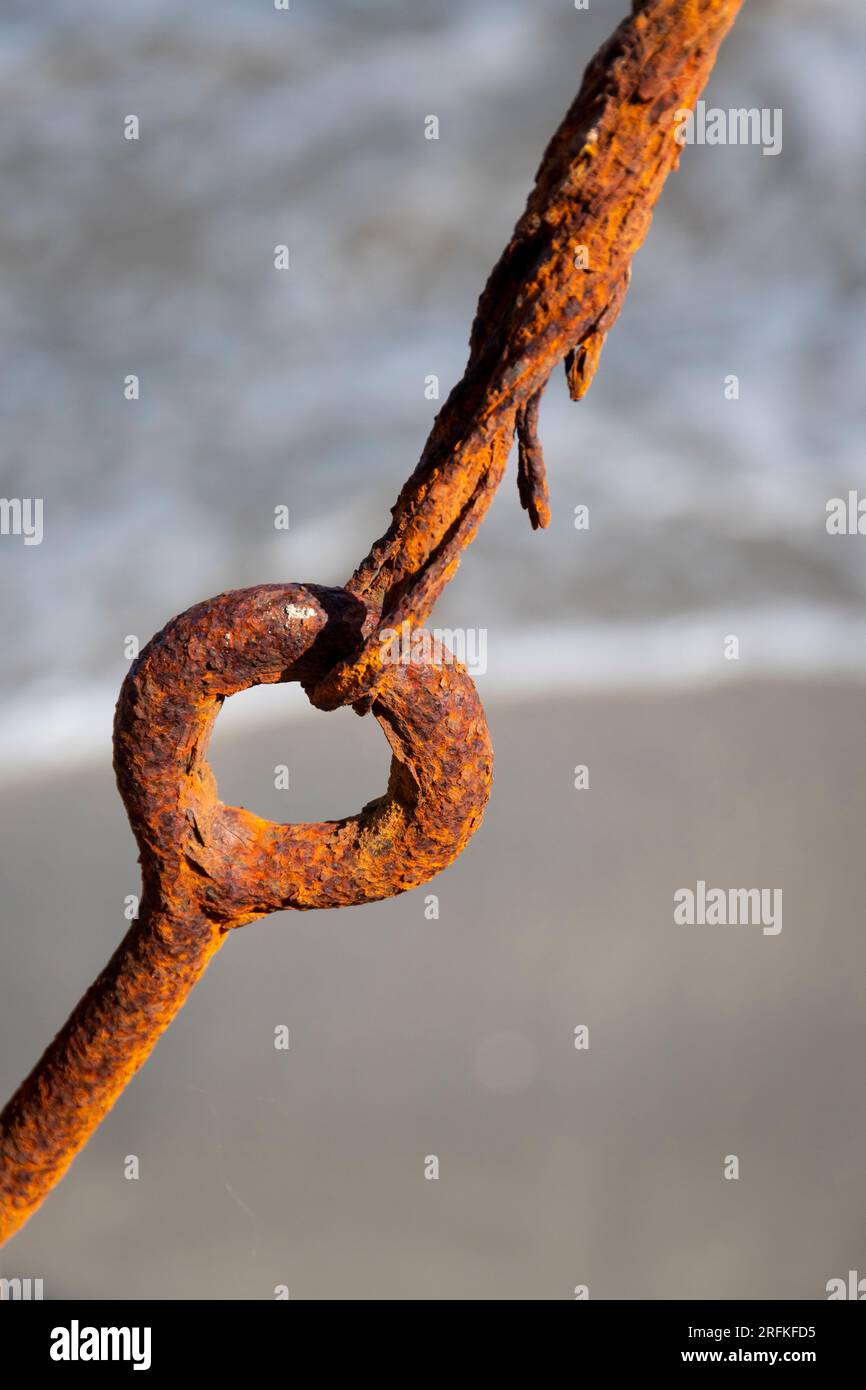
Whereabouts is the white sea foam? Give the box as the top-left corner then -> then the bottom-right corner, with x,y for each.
2,604 -> 864,787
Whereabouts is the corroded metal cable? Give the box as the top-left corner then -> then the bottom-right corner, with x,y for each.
311,0 -> 745,712
0,0 -> 744,1247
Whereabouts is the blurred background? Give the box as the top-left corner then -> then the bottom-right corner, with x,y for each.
1,0 -> 864,1299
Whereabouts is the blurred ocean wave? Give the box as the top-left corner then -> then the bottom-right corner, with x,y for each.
1,0 -> 864,781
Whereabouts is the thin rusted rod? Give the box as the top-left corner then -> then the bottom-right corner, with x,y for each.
0,904 -> 223,1248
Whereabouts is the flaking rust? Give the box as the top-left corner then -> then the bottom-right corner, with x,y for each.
0,0 -> 743,1246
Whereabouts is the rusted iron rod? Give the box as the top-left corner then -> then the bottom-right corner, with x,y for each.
0,903 -> 224,1250
0,0 -> 743,1247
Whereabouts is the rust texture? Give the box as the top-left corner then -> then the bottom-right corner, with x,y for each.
0,0 -> 743,1246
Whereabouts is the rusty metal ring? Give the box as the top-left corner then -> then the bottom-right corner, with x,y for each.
114,582 -> 493,923
0,583 -> 492,1244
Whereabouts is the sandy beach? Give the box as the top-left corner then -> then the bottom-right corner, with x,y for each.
1,677 -> 863,1300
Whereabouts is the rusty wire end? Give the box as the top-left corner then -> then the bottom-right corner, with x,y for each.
515,390 -> 551,531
